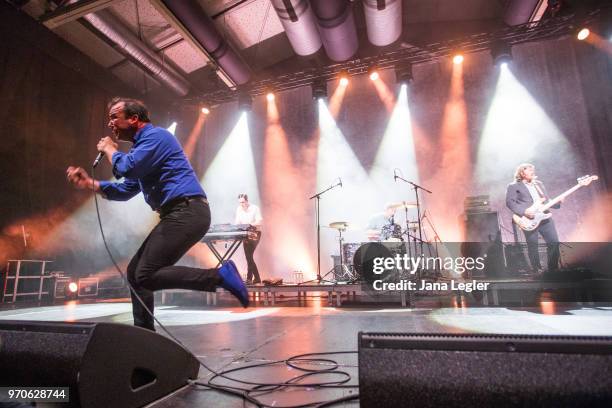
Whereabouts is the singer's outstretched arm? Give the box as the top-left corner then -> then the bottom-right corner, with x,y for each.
66,166 -> 101,192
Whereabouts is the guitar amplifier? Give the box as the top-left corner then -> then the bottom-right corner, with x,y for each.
464,212 -> 500,242
464,195 -> 491,214
462,212 -> 504,277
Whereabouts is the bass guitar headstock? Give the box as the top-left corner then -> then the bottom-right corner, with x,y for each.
577,175 -> 599,186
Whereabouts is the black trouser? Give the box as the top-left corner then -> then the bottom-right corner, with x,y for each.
244,232 -> 261,283
523,218 -> 560,272
127,198 -> 220,331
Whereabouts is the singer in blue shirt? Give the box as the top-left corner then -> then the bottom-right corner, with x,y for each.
66,97 -> 248,331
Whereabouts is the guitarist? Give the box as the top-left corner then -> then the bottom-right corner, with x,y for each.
506,163 -> 560,274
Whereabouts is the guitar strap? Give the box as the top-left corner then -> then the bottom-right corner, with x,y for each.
534,182 -> 546,199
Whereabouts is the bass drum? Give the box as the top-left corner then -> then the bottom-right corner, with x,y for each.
353,242 -> 399,284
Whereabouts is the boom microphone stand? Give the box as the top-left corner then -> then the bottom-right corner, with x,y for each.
395,175 -> 432,256
306,179 -> 342,284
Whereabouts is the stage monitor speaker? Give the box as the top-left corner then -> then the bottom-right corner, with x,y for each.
359,332 -> 612,408
0,321 -> 199,408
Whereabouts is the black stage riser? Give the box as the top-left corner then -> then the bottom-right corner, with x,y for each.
0,321 -> 199,408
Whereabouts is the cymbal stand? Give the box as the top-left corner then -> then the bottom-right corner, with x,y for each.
421,209 -> 442,277
333,227 -> 355,282
401,206 -> 414,261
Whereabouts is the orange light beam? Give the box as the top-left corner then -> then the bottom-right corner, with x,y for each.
260,97 -> 314,279
427,61 -> 471,241
584,31 -> 612,55
328,81 -> 348,119
183,110 -> 207,160
372,77 -> 396,113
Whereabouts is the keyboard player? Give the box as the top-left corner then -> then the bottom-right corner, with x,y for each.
235,194 -> 263,284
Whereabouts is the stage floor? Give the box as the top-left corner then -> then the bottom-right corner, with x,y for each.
2,301 -> 612,407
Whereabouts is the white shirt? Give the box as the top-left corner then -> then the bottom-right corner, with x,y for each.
524,181 -> 543,205
235,204 -> 263,229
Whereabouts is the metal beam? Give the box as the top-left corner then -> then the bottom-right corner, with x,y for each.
149,0 -> 237,89
40,0 -> 121,29
530,0 -> 549,24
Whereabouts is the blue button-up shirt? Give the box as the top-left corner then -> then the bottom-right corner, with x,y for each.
99,123 -> 206,210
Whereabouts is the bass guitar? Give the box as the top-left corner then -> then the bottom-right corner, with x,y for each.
513,175 -> 598,231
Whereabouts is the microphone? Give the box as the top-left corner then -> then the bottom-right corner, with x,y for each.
338,177 -> 343,188
93,152 -> 104,168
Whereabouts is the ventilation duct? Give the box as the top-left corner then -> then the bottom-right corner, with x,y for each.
63,1 -> 190,96
310,0 -> 359,62
161,0 -> 251,86
271,0 -> 322,56
362,0 -> 402,47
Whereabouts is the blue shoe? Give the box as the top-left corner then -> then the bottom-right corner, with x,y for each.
218,260 -> 249,308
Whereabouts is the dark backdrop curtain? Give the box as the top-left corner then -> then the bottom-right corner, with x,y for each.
0,12 -> 112,266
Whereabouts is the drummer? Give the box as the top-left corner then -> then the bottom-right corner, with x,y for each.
366,203 -> 400,241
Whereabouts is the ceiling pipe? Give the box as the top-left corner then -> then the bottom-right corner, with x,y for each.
62,0 -> 190,96
271,0 -> 322,56
310,0 -> 359,62
161,0 -> 251,86
504,0 -> 548,26
362,0 -> 403,47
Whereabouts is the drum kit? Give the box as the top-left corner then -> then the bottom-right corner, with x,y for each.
327,200 -> 437,282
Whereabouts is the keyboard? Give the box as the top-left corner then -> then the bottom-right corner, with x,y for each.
202,224 -> 257,242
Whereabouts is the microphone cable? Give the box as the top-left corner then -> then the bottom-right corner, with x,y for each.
90,165 -> 359,407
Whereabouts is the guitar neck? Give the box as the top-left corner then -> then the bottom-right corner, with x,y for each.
541,183 -> 582,211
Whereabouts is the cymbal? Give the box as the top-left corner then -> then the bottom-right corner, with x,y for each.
329,221 -> 349,230
389,201 -> 417,210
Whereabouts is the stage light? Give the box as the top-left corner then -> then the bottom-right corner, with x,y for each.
453,54 -> 464,65
339,76 -> 349,86
368,67 -> 379,81
68,282 -> 78,293
238,92 -> 252,111
491,40 -> 513,67
201,107 -> 210,114
577,28 -> 590,41
395,64 -> 413,85
312,80 -> 328,100
266,92 -> 275,101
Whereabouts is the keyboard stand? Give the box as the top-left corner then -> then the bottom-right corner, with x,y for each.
203,238 -> 246,267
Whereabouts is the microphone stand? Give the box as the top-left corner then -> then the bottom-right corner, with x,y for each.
395,176 -> 432,257
306,181 -> 342,284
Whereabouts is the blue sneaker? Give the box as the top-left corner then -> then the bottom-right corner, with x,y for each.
218,260 -> 249,308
